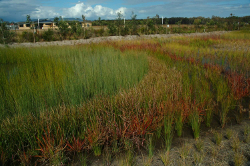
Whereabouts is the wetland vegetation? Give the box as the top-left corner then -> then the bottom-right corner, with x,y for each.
0,30 -> 250,165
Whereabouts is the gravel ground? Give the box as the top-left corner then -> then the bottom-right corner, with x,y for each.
0,31 -> 228,48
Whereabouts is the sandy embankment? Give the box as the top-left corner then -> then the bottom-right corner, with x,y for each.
0,31 -> 227,48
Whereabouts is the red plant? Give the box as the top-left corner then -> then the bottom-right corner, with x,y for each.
85,117 -> 108,149
18,150 -> 32,165
226,72 -> 250,100
66,136 -> 86,154
36,125 -> 66,161
121,113 -> 154,148
0,150 -> 6,165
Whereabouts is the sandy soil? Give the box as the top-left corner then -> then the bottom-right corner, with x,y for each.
0,31 -> 227,48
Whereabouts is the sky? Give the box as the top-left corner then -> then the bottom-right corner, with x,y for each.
0,0 -> 250,22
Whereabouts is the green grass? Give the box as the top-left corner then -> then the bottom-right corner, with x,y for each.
0,45 -> 148,119
221,30 -> 250,40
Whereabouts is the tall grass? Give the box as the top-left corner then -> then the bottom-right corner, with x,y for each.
0,56 -> 181,165
1,31 -> 250,165
0,45 -> 148,119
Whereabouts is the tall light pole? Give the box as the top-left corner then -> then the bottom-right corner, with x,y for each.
38,18 -> 39,29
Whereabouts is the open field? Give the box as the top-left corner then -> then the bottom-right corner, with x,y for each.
0,31 -> 250,165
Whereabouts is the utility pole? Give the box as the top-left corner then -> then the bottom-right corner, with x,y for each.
82,15 -> 86,38
162,16 -> 163,27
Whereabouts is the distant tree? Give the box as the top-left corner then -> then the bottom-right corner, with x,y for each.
54,17 -> 59,26
208,20 -> 215,26
26,15 -> 36,43
163,18 -> 168,24
145,17 -> 155,34
54,16 -> 70,40
98,17 -> 104,36
108,21 -> 117,36
76,22 -> 83,36
26,15 -> 32,27
241,16 -> 250,24
42,29 -> 54,41
69,21 -> 82,38
116,12 -> 123,36
130,11 -> 138,35
176,20 -> 182,26
0,18 -> 15,44
69,21 -> 77,34
182,17 -> 190,24
193,19 -> 201,31
98,17 -> 102,26
227,13 -> 239,30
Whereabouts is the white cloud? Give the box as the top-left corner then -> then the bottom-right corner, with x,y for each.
139,10 -> 147,13
0,0 -> 127,21
115,7 -> 127,15
61,2 -> 127,19
31,6 -> 60,18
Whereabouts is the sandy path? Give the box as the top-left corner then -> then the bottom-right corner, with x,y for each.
0,31 -> 227,48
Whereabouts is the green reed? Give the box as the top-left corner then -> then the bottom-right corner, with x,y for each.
0,45 -> 148,119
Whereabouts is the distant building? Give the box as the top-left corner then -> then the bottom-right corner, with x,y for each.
18,18 -> 92,30
5,23 -> 19,30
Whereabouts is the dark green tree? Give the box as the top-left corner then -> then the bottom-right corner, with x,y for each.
108,21 -> 117,36
98,17 -> 104,36
130,11 -> 138,35
69,21 -> 82,39
42,29 -> 54,41
98,17 -> 102,26
54,16 -> 70,40
146,17 -> 155,34
193,19 -> 201,31
26,15 -> 36,43
0,18 -> 15,44
116,12 -> 123,36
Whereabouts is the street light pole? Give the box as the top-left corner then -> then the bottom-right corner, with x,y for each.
162,16 -> 163,27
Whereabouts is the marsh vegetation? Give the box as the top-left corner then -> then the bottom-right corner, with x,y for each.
0,31 -> 250,165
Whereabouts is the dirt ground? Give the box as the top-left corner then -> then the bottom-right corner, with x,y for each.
0,31 -> 227,48
82,117 -> 250,166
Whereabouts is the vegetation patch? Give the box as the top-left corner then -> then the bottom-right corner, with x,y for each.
0,31 -> 250,165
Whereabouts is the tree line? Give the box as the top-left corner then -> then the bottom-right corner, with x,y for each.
93,14 -> 250,26
0,13 -> 250,44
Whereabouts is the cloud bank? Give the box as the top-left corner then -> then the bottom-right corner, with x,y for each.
61,2 -> 127,19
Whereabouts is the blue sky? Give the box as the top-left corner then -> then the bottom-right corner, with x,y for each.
0,0 -> 250,22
